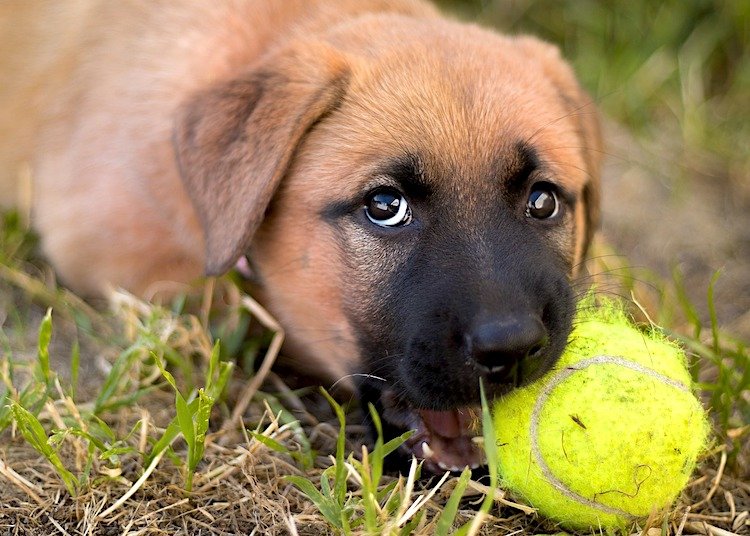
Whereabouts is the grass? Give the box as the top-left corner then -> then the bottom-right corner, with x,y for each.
1,1 -> 749,534
0,248 -> 507,533
0,212 -> 748,535
673,272 -> 750,468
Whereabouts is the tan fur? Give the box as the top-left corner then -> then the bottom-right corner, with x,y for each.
0,0 -> 600,382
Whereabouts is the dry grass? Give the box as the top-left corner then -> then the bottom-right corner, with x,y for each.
1,382 -> 746,536
0,242 -> 748,535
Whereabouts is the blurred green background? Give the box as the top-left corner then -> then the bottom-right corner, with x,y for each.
439,0 -> 749,185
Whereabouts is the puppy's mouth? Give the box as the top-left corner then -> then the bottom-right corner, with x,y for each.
379,390 -> 485,473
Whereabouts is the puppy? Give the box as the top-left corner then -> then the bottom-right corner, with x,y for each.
0,0 -> 601,471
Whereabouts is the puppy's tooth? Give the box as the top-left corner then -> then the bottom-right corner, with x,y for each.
470,462 -> 480,469
421,442 -> 434,459
471,436 -> 484,445
436,461 -> 463,472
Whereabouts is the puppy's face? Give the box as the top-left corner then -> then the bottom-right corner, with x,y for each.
176,17 -> 601,471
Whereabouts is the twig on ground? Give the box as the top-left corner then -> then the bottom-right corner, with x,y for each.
0,456 -> 45,505
220,295 -> 284,441
692,450 -> 728,510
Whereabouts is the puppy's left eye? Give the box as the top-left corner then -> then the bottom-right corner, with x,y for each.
526,183 -> 560,219
365,189 -> 413,227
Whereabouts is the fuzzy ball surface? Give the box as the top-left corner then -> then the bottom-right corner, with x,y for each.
493,299 -> 709,530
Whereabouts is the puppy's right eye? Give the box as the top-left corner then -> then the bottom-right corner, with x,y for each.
365,189 -> 413,227
526,183 -> 560,220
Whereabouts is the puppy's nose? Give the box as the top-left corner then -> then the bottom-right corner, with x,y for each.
469,315 -> 548,377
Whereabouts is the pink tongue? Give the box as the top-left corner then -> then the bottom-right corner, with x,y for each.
419,409 -> 472,439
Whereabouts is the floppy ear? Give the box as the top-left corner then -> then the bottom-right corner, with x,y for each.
514,37 -> 602,257
174,43 -> 350,275
568,88 -> 601,256
561,83 -> 601,258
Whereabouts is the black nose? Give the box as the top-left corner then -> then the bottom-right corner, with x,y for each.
469,314 -> 548,377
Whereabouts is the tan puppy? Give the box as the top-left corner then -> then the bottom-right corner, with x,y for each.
0,0 -> 601,471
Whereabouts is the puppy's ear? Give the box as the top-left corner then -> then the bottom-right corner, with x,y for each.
515,37 -> 602,257
174,43 -> 349,275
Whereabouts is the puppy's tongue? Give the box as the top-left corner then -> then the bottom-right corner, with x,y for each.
379,391 -> 485,473
418,409 -> 474,439
412,408 -> 484,473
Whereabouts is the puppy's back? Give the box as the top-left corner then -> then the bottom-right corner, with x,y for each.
0,1 -> 93,208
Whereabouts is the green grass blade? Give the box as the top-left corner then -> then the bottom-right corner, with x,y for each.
248,430 -> 292,454
147,418 -> 181,465
379,479 -> 400,511
174,392 -> 195,452
36,308 -> 52,386
192,389 -> 213,464
63,428 -> 110,453
400,512 -> 425,536
17,381 -> 47,417
88,414 -> 117,442
285,475 -> 344,530
434,468 -> 471,536
320,388 -> 348,507
367,403 -> 384,491
70,338 -> 80,399
255,393 -> 315,469
208,361 -> 234,401
0,352 -> 14,431
707,271 -> 722,358
154,351 -> 178,392
455,381 -> 498,535
11,402 -> 78,495
479,383 -> 498,484
206,340 -> 221,391
319,469 -> 332,497
94,346 -> 142,414
381,430 -> 414,458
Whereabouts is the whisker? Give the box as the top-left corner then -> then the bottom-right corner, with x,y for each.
329,373 -> 387,391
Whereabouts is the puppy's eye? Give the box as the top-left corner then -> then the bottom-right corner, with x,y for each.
526,183 -> 559,220
365,189 -> 413,227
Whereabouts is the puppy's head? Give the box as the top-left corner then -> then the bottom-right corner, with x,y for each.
175,16 -> 601,472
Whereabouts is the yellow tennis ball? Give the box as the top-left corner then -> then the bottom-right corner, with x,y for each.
493,298 -> 709,531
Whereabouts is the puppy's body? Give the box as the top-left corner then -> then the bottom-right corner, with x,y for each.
1,0 -> 601,470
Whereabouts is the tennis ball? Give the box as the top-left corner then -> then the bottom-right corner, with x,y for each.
493,298 -> 709,531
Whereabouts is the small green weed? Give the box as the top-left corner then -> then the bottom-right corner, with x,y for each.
0,295 -> 235,497
671,272 -> 750,465
286,388 -> 455,535
152,340 -> 233,491
1,308 -> 137,495
286,387 -> 509,535
0,308 -> 53,429
10,401 -> 79,495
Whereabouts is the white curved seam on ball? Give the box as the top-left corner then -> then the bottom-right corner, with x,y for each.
529,354 -> 690,518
